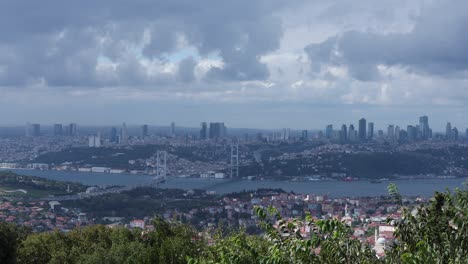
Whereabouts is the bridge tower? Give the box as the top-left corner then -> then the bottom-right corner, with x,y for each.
230,141 -> 239,178
156,150 -> 167,180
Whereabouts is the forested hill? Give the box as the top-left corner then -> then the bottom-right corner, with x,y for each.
0,171 -> 86,198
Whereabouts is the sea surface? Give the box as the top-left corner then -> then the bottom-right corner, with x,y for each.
2,169 -> 466,197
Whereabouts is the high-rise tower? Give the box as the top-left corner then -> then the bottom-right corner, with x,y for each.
68,123 -> 77,136
387,125 -> 395,142
25,123 -> 31,137
446,122 -> 452,139
54,124 -> 63,136
120,122 -> 128,144
367,122 -> 374,141
348,124 -> 356,141
452,127 -> 459,140
209,122 -> 226,139
110,127 -> 118,143
31,124 -> 41,137
230,141 -> 239,178
407,125 -> 416,141
419,116 -> 430,139
358,118 -> 367,142
325,125 -> 333,139
200,122 -> 207,140
341,124 -> 348,142
170,122 -> 175,136
141,124 -> 149,138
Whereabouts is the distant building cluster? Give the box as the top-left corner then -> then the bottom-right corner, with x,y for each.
112,189 -> 415,259
0,200 -> 89,232
26,123 -> 77,137
321,115 -> 462,144
20,114 -> 468,146
200,122 -> 227,140
88,133 -> 101,148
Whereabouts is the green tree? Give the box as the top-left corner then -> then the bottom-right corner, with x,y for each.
17,219 -> 204,264
191,206 -> 380,264
5,184 -> 468,263
385,186 -> 468,263
190,230 -> 269,264
387,183 -> 402,206
192,185 -> 467,264
0,221 -> 30,264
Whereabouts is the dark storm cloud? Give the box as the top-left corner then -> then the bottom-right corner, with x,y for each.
305,0 -> 468,81
0,0 -> 285,87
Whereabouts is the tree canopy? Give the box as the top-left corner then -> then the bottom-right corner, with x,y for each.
1,185 -> 467,263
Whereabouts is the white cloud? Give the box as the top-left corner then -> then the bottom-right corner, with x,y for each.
0,0 -> 467,128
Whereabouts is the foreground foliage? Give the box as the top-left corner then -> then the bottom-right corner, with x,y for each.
385,187 -> 468,263
2,218 -> 204,264
1,185 -> 467,263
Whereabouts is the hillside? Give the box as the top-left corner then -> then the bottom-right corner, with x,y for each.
1,186 -> 467,263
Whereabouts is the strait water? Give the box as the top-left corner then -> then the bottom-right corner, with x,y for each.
2,169 -> 466,197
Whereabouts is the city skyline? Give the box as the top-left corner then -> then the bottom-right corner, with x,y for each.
10,114 -> 468,133
0,1 -> 467,128
0,1 -> 467,261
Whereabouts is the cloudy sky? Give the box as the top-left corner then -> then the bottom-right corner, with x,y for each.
0,0 -> 467,130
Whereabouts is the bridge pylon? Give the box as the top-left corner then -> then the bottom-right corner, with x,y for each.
230,141 -> 239,178
155,150 -> 167,180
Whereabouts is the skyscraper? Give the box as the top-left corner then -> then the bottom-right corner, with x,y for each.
446,122 -> 452,139
387,125 -> 395,142
452,127 -> 459,140
141,124 -> 149,138
325,125 -> 333,139
358,118 -> 366,142
31,124 -> 41,137
415,125 -> 421,139
399,129 -> 408,142
120,122 -> 128,144
341,124 -> 347,142
171,122 -> 175,136
395,126 -> 400,142
53,124 -> 63,136
282,128 -> 290,140
348,125 -> 356,142
301,130 -> 308,140
244,133 -> 250,142
419,116 -> 430,139
89,134 -> 101,148
200,122 -> 207,140
25,123 -> 31,137
209,122 -> 226,139
68,123 -> 77,136
377,130 -> 384,139
407,125 -> 417,141
110,127 -> 118,143
367,122 -> 374,141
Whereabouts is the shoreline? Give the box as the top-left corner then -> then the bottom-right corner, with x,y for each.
2,168 -> 466,198
1,167 -> 465,182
